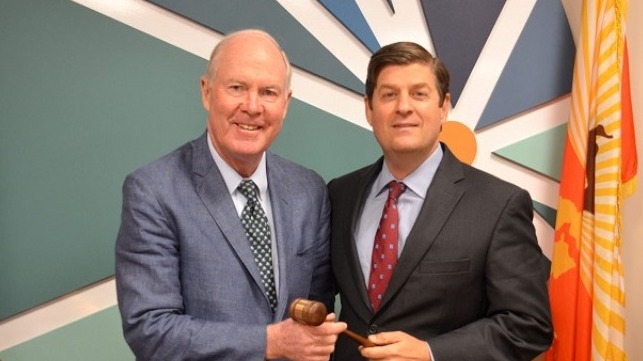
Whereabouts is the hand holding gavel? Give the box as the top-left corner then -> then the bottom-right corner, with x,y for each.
289,298 -> 376,347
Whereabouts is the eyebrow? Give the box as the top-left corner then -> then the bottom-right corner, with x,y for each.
223,77 -> 284,90
376,82 -> 432,91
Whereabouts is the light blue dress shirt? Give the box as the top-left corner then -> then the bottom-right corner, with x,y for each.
207,136 -> 280,292
354,146 -> 443,287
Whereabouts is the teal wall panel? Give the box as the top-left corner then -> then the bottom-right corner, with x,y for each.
0,307 -> 132,361
533,200 -> 557,229
0,0 -> 381,321
272,100 -> 380,182
493,123 -> 567,181
0,0 -> 208,320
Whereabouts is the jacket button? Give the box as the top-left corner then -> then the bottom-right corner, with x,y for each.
368,324 -> 378,334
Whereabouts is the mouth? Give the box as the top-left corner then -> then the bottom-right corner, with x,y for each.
392,123 -> 417,128
236,123 -> 261,131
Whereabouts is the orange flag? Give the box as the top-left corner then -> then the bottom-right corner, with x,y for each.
547,0 -> 637,360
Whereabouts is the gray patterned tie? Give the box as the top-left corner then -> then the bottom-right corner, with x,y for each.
238,179 -> 277,312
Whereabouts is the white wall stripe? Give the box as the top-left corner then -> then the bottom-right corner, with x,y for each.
0,278 -> 117,351
73,0 -> 370,130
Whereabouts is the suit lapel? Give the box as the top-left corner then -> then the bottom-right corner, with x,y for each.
348,160 -> 384,317
380,148 -> 466,310
191,133 -> 267,300
264,153 -> 292,319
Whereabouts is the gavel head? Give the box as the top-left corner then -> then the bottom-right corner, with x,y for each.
289,298 -> 328,326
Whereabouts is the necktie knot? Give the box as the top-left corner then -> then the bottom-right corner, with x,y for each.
238,179 -> 259,202
387,181 -> 406,201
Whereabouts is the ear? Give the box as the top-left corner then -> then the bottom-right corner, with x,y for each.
200,77 -> 211,111
440,93 -> 451,123
364,96 -> 374,127
281,89 -> 293,120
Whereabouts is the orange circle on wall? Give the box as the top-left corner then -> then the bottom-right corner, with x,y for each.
439,120 -> 477,164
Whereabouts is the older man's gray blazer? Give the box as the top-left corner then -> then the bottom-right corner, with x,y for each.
115,132 -> 334,360
329,144 -> 553,361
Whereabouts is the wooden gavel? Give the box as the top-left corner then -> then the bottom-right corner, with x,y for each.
289,298 -> 376,347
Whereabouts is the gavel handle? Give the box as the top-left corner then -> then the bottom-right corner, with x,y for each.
343,329 -> 376,347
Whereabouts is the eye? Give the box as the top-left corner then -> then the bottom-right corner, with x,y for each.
381,91 -> 396,99
227,84 -> 245,94
413,90 -> 429,99
260,88 -> 279,102
261,89 -> 276,97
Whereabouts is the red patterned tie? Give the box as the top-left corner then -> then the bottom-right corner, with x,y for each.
368,181 -> 406,311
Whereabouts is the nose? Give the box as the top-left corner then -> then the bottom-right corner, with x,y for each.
396,92 -> 412,115
240,91 -> 262,115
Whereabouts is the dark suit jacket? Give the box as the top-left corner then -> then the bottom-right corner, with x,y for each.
115,132 -> 334,360
329,145 -> 553,361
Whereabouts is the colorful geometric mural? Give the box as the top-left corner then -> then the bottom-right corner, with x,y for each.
142,0 -> 574,193
1,0 -> 580,358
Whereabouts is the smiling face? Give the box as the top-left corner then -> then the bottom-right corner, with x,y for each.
366,62 -> 450,177
200,31 -> 292,177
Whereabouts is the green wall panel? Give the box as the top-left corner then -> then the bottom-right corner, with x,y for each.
272,101 -> 380,182
0,0 -> 381,321
0,0 -> 208,320
0,307 -> 132,361
493,123 -> 567,181
533,200 -> 557,229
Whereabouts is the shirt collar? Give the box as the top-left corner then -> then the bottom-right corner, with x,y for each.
207,135 -> 268,197
374,145 -> 443,199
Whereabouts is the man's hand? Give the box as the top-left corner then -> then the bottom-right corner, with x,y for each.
359,331 -> 432,361
266,313 -> 347,361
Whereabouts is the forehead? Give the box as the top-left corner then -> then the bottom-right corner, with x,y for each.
216,35 -> 287,82
376,62 -> 436,88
